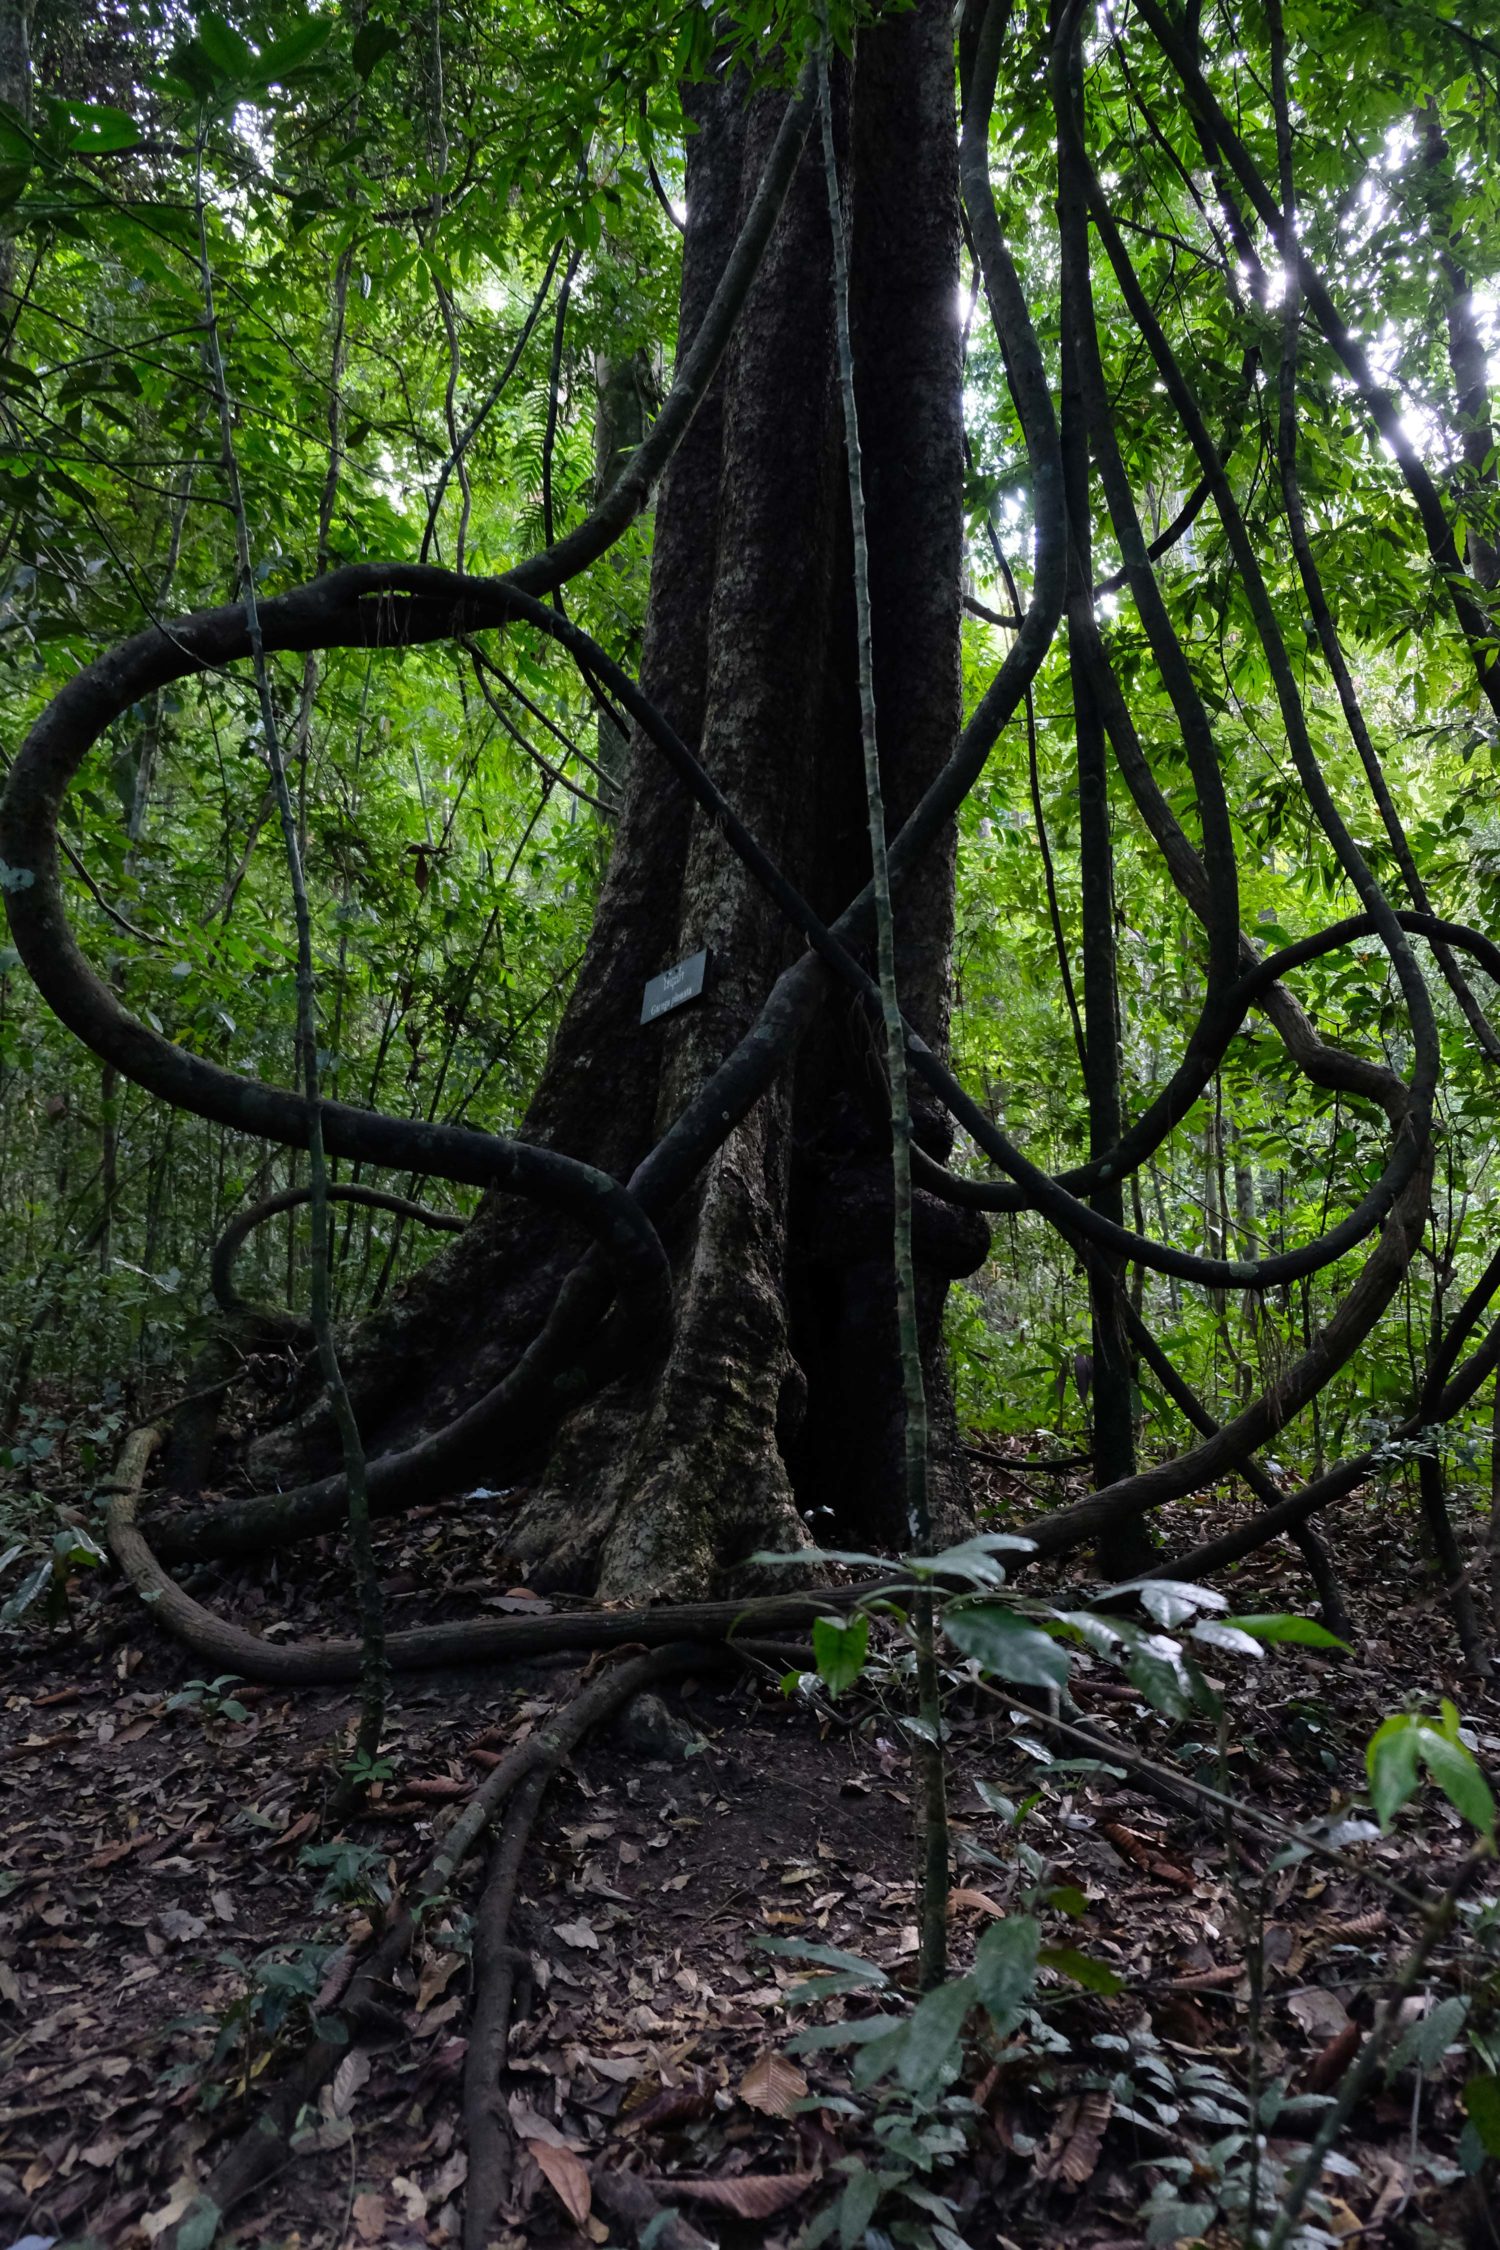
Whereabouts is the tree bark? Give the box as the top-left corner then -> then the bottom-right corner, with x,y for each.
237,4 -> 985,1599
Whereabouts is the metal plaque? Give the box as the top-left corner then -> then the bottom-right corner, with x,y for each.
641,948 -> 710,1025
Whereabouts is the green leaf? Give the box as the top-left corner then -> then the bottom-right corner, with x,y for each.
174,2195 -> 221,2250
1366,1717 -> 1421,1829
0,1558 -> 52,1624
65,103 -> 140,154
812,1611 -> 869,1698
1128,1578 -> 1226,1628
1126,1645 -> 1195,1720
1221,1613 -> 1352,1650
1416,1731 -> 1497,1838
1188,1619 -> 1265,1657
257,21 -> 332,83
971,1914 -> 1039,2029
1463,2072 -> 1500,2157
1390,1994 -> 1469,2074
195,15 -> 257,85
749,1545 -> 887,1572
895,1975 -> 975,2095
353,23 -> 403,78
1037,1946 -> 1124,1995
786,2012 -> 908,2054
850,2020 -> 915,2091
905,1532 -> 1035,1585
1145,2203 -> 1215,2246
1044,1883 -> 1088,1918
944,1604 -> 1070,1689
753,1937 -> 888,1985
837,2163 -> 882,2249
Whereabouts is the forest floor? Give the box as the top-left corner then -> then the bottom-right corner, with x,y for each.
2,1450 -> 1498,2250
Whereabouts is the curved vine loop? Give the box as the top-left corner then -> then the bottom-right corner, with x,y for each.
210,1181 -> 467,1331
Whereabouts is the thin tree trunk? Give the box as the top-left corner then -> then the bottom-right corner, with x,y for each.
1058,19 -> 1144,1575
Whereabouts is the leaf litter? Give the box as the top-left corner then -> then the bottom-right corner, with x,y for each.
0,1476 -> 1495,2244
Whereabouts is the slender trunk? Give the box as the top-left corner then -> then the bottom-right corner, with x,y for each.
1058,16 -> 1145,1575
1490,1373 -> 1500,1647
593,337 -> 657,802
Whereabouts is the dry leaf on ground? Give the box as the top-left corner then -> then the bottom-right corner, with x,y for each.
1034,2090 -> 1113,2188
645,2171 -> 818,2218
529,2138 -> 593,2228
738,2050 -> 809,2118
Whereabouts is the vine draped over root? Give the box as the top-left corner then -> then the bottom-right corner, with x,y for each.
106,1437 -> 858,1682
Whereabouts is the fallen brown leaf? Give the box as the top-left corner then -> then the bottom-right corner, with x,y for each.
1100,1821 -> 1195,1890
351,2189 -> 386,2243
269,1811 -> 318,1851
621,2079 -> 715,2134
530,2138 -> 593,2229
1034,2090 -> 1113,2188
643,2173 -> 817,2219
326,2047 -> 370,2120
738,2050 -> 808,2118
416,1949 -> 463,2011
946,1887 -> 1007,1920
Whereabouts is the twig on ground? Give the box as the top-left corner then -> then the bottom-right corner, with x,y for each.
167,1642 -> 718,2248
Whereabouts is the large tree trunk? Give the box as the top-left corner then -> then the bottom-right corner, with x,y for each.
249,3 -> 987,1600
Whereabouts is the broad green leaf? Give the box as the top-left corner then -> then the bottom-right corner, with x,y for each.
1188,1619 -> 1265,1657
174,2195 -> 221,2250
1221,1613 -> 1352,1650
257,21 -> 332,83
753,1938 -> 888,1981
812,1611 -> 869,1698
1127,1646 -> 1194,1720
1416,1732 -> 1497,1837
850,2019 -> 916,2090
786,2012 -> 908,2054
1038,1946 -> 1125,1995
65,103 -> 140,154
353,24 -> 403,78
971,1914 -> 1039,2028
894,1974 -> 975,2095
1463,2072 -> 1500,2157
0,1559 -> 52,1624
195,15 -> 257,85
1128,1579 -> 1226,1628
904,1532 -> 1035,1585
1390,1994 -> 1469,2073
1145,2203 -> 1215,2246
837,2164 -> 882,2250
944,1604 -> 1070,1688
1366,1717 -> 1421,1829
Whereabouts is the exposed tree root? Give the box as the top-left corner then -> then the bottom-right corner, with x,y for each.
463,1765 -> 549,2249
167,1642 -> 727,2250
106,1448 -> 857,1681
